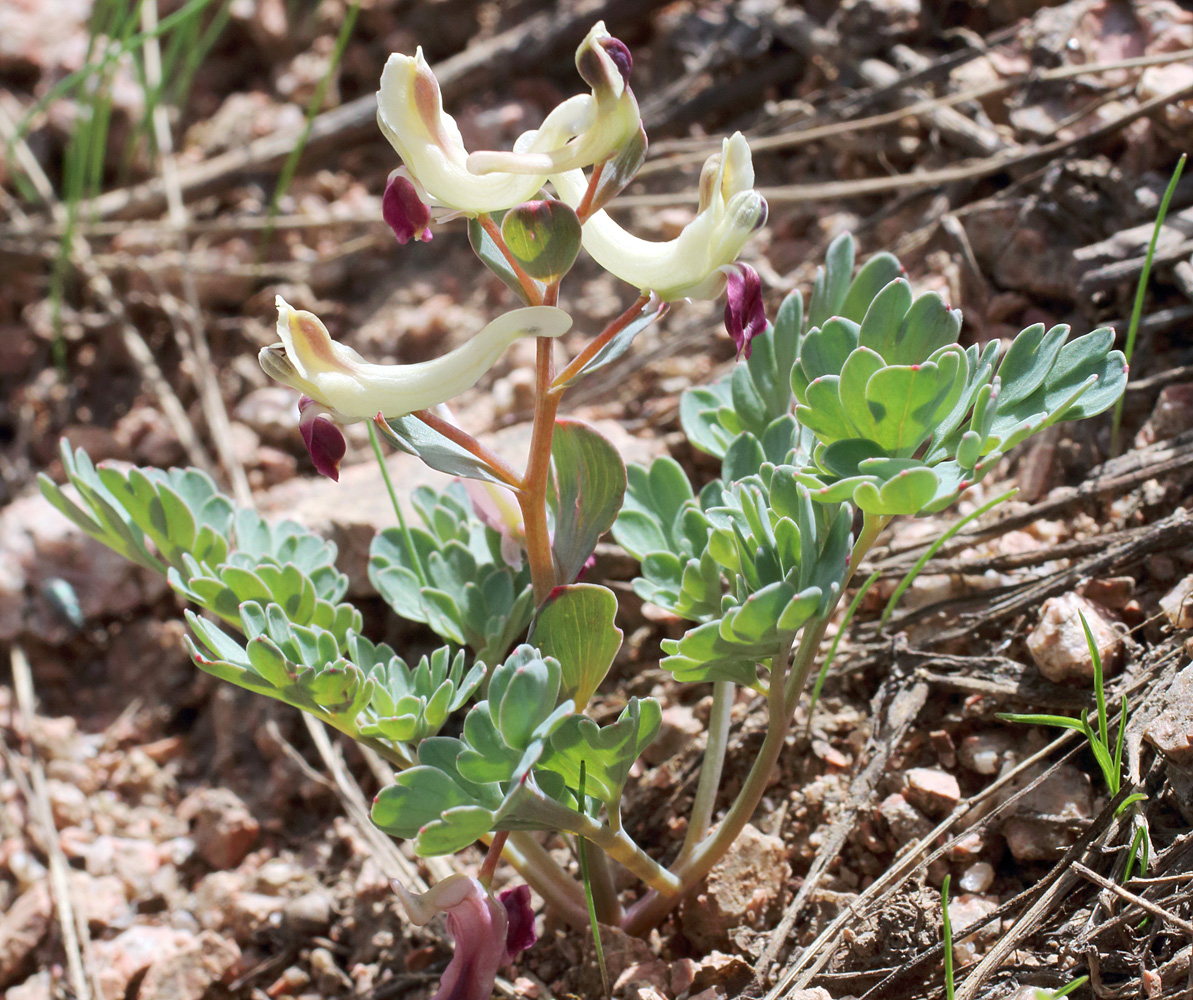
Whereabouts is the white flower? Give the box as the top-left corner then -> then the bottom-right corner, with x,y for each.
260,296 -> 572,422
376,22 -> 639,215
551,132 -> 767,301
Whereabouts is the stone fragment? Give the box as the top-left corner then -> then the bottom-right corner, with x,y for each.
957,731 -> 1019,775
0,491 -> 168,642
180,787 -> 260,870
680,824 -> 790,950
1142,661 -> 1193,767
71,873 -> 132,931
5,971 -> 52,1000
1026,593 -> 1122,683
640,704 -> 702,765
1003,765 -> 1093,862
136,930 -> 240,1000
878,792 -> 932,845
903,768 -> 961,816
0,882 -> 52,989
959,862 -> 994,894
284,890 -> 333,931
92,925 -> 193,1000
84,835 -> 163,899
689,951 -> 753,997
1159,575 -> 1193,630
1080,576 -> 1135,610
947,893 -> 1000,964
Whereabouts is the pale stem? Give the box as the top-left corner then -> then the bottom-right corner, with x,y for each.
584,837 -> 623,926
368,420 -> 427,586
411,408 -> 524,490
505,831 -> 592,931
622,640 -> 796,935
677,679 -> 734,864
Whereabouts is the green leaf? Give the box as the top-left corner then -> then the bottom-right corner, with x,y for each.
550,420 -> 626,584
468,215 -> 543,306
532,584 -> 623,710
838,252 -> 902,323
807,232 -> 855,328
375,413 -> 511,486
539,697 -> 661,804
553,295 -> 667,389
857,277 -> 913,362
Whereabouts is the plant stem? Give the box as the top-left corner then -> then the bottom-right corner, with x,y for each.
505,831 -> 591,931
412,407 -> 524,489
478,830 -> 509,889
368,421 -> 428,586
519,336 -> 562,603
552,293 -> 652,390
677,679 -> 734,863
576,160 -> 605,221
479,213 -> 543,305
622,641 -> 794,935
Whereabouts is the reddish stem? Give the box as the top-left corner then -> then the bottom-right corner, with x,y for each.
576,160 -> 606,221
518,336 -> 561,604
552,293 -> 655,390
412,408 -> 524,490
478,830 -> 509,889
479,214 -> 542,305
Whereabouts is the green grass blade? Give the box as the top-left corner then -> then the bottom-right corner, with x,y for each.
577,762 -> 610,1000
997,712 -> 1088,733
1078,611 -> 1109,752
264,0 -> 362,241
1111,152 -> 1186,454
881,488 -> 1016,626
807,567 -> 879,730
941,873 -> 955,1000
1050,976 -> 1089,1000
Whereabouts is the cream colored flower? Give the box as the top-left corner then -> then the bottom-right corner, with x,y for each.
376,23 -> 639,215
260,296 -> 572,421
551,132 -> 766,301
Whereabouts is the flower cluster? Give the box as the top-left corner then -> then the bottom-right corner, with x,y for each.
258,22 -> 767,480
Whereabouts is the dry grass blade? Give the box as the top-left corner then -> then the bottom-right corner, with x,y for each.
9,646 -> 94,1000
1071,861 -> 1193,937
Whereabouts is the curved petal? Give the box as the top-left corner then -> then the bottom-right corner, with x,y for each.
551,132 -> 766,300
262,297 -> 572,421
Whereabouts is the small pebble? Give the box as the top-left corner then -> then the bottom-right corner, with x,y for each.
959,862 -> 994,893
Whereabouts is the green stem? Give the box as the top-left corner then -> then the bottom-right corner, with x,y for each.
677,679 -> 734,863
622,641 -> 794,935
368,421 -> 427,587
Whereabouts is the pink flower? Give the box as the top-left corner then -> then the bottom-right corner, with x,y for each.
393,875 -> 537,1000
383,171 -> 434,244
723,263 -> 766,359
298,396 -> 347,481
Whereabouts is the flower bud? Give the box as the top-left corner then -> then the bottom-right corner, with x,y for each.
501,199 -> 582,281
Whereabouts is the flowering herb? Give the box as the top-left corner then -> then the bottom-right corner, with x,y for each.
40,21 -> 1129,1000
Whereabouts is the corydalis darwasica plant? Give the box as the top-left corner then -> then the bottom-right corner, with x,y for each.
40,22 -> 1128,1000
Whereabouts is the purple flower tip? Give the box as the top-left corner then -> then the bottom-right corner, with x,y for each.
499,885 -> 537,961
724,264 -> 766,360
601,37 -> 633,84
383,173 -> 433,244
299,396 -> 346,481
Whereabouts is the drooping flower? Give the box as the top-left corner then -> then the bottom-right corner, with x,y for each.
376,23 -> 640,217
551,131 -> 767,302
723,263 -> 767,359
464,480 -> 527,570
260,297 -> 572,478
393,875 -> 537,1000
383,170 -> 434,244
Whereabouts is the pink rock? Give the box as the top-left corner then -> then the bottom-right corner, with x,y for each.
92,925 -> 193,1000
878,792 -> 932,845
1159,575 -> 1193,630
84,836 -> 162,898
180,787 -> 260,870
1026,593 -> 1122,683
680,823 -> 790,950
640,705 -> 702,765
903,768 -> 961,816
0,882 -> 52,989
135,930 -> 240,1000
1142,661 -> 1193,767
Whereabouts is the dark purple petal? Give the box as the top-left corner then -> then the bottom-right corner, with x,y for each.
298,396 -> 346,481
723,264 -> 766,360
600,37 -> 632,85
437,891 -> 506,1000
499,885 -> 537,962
383,173 -> 433,244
